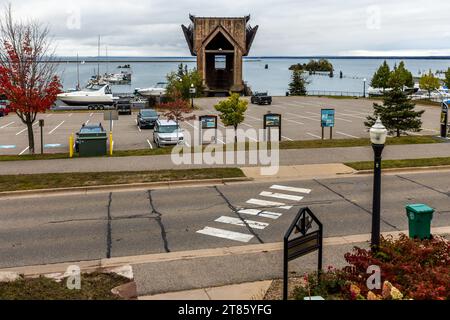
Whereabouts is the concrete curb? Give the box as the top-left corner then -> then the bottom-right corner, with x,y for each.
0,177 -> 252,198
3,226 -> 448,277
355,165 -> 450,175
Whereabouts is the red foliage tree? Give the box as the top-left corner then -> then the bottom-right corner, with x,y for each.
0,6 -> 61,154
160,90 -> 195,124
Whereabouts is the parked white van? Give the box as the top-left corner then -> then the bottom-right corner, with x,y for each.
153,119 -> 184,147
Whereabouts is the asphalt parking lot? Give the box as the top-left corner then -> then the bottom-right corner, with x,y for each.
0,96 -> 442,155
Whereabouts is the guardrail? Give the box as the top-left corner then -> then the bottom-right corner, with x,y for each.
306,90 -> 364,97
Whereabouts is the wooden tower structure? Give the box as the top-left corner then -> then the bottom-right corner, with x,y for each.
182,15 -> 258,96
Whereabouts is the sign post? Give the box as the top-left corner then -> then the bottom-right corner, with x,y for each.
283,207 -> 323,300
263,112 -> 282,142
321,109 -> 335,140
441,101 -> 448,138
189,87 -> 196,109
39,119 -> 45,154
199,115 -> 218,144
104,110 -> 119,133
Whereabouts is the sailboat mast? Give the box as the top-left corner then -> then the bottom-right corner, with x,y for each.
76,53 -> 80,89
97,35 -> 100,79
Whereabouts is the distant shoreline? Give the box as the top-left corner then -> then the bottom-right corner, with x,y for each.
47,56 -> 450,63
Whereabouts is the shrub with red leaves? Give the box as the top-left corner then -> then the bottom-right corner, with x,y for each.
343,234 -> 450,300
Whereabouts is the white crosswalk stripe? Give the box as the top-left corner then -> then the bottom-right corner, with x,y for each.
246,198 -> 292,210
215,216 -> 269,230
238,209 -> 282,220
196,227 -> 254,243
270,185 -> 312,194
260,191 -> 304,201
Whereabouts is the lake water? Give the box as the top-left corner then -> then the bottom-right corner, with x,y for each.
57,57 -> 450,96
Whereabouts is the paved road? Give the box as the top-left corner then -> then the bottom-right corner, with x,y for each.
0,96 -> 442,155
0,142 -> 449,175
0,171 -> 449,268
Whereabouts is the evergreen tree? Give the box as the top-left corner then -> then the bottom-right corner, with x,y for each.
444,67 -> 450,89
370,60 -> 391,93
365,88 -> 424,137
388,61 -> 414,89
289,70 -> 309,96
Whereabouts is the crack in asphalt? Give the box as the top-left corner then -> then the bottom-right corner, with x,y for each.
106,192 -> 112,259
396,175 -> 450,197
148,190 -> 170,253
213,186 -> 264,244
313,179 -> 399,230
47,214 -> 156,224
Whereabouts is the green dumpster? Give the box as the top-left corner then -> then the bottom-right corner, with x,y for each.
405,204 -> 434,240
77,125 -> 107,157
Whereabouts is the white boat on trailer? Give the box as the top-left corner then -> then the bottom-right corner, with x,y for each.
135,82 -> 168,97
57,84 -> 118,109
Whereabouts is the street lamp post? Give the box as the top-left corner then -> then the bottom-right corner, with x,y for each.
190,83 -> 195,109
369,117 -> 388,248
363,78 -> 367,98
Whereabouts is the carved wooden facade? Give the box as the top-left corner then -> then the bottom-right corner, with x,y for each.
182,15 -> 258,95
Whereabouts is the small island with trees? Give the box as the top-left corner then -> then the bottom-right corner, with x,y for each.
289,59 -> 334,74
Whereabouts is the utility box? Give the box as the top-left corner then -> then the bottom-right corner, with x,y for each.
77,126 -> 107,157
405,204 -> 434,240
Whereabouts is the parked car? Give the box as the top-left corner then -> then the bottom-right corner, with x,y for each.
0,97 -> 10,117
115,98 -> 132,115
251,92 -> 272,105
153,119 -> 184,147
75,123 -> 106,152
137,109 -> 159,129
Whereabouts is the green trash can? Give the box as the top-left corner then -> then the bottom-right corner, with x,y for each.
77,125 -> 108,157
405,204 -> 434,240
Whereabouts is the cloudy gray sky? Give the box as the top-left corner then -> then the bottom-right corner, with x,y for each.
2,0 -> 450,57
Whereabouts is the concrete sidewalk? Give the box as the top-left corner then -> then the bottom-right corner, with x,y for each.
0,143 -> 449,175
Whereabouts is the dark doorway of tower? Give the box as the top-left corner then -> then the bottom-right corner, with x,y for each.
205,31 -> 234,96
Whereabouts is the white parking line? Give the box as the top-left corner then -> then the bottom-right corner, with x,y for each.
68,113 -> 73,117
271,185 -> 312,194
85,119 -> 90,125
196,227 -> 254,243
90,113 -> 93,117
46,114 -> 52,118
185,121 -> 198,129
218,123 -> 226,129
238,209 -> 282,220
246,115 -> 260,121
260,191 -> 304,201
19,146 -> 29,155
246,198 -> 292,210
340,113 -> 366,120
242,123 -> 253,128
215,216 -> 269,230
307,132 -> 322,139
15,128 -> 27,135
48,121 -> 65,134
282,135 -> 293,141
285,118 -> 305,125
146,139 -> 153,149
286,112 -> 319,122
0,121 -> 14,129
336,131 -> 359,139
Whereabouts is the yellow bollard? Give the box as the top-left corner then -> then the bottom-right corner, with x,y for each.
109,132 -> 113,156
69,134 -> 74,158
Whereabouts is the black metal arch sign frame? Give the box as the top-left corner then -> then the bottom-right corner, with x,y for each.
283,207 -> 323,300
263,113 -> 282,141
199,115 -> 218,144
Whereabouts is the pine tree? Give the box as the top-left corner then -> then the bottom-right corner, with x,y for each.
365,88 -> 424,137
444,67 -> 450,89
371,60 -> 391,93
388,61 -> 414,89
289,70 -> 309,96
